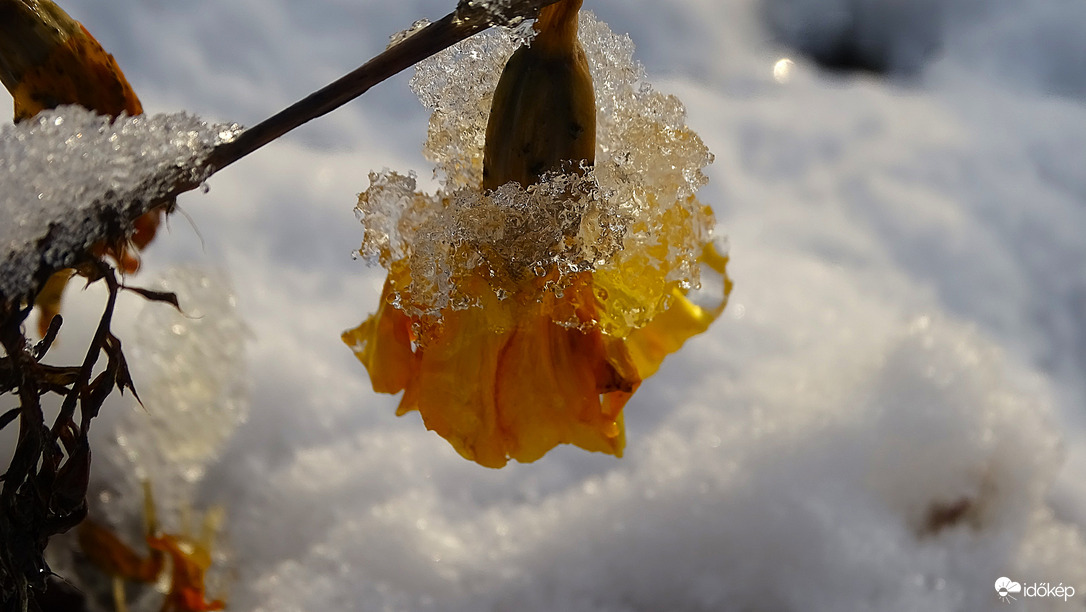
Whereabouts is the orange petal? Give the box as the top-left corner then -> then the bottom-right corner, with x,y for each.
147,534 -> 222,612
34,268 -> 73,338
77,519 -> 163,584
0,3 -> 143,120
493,312 -> 638,463
342,278 -> 417,395
624,240 -> 732,377
345,272 -> 643,468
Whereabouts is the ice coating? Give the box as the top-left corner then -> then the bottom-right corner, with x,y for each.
387,19 -> 431,49
0,105 -> 242,303
356,168 -> 629,314
361,13 -> 719,332
456,0 -> 539,29
409,23 -> 521,189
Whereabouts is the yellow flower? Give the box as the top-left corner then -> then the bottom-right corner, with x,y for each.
343,2 -> 731,468
344,244 -> 729,469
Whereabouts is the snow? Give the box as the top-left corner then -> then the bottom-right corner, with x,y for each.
4,0 -> 1086,610
99,267 -> 248,522
0,107 -> 240,302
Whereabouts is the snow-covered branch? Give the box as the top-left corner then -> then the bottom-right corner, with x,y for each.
0,0 -> 563,312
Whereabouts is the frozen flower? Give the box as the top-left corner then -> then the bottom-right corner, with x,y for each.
343,1 -> 730,468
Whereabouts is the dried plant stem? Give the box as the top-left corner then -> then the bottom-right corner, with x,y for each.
207,0 -> 562,171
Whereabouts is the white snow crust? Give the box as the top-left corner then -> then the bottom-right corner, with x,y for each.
0,107 -> 240,302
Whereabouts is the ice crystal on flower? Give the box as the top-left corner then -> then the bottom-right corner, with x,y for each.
358,12 -> 719,335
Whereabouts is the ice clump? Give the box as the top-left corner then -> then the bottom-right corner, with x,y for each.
456,0 -> 536,28
0,106 -> 242,304
360,12 -> 717,330
386,19 -> 431,49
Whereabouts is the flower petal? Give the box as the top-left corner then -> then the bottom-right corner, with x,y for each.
623,240 -> 732,377
344,272 -> 643,468
341,278 -> 416,395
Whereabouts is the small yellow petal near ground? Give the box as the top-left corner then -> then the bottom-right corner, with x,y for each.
79,482 -> 226,612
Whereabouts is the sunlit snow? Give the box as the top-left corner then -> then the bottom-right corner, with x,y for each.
4,0 -> 1086,611
0,106 -> 240,302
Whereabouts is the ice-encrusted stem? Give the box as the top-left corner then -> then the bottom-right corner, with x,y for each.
206,0 -> 564,173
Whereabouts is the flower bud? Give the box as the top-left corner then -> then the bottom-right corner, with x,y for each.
482,0 -> 594,190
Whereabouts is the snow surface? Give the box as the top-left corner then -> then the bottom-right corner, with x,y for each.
4,0 -> 1086,610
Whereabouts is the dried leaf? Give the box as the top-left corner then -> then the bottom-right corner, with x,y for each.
123,285 -> 182,312
0,407 -> 18,431
33,313 -> 63,360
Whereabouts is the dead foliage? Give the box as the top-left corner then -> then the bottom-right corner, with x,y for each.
0,263 -> 178,612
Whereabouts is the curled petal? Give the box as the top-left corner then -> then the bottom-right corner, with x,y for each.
341,278 -> 416,395
622,240 -> 732,378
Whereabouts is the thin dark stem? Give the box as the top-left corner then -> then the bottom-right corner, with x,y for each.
51,263 -> 115,442
207,0 -> 561,172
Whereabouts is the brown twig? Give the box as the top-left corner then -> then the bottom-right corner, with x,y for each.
207,0 -> 561,172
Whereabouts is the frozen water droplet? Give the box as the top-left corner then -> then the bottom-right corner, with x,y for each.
388,19 -> 431,49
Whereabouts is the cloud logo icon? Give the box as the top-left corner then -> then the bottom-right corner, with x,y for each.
995,577 -> 1022,602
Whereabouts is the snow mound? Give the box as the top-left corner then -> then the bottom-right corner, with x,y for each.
92,267 -> 249,526
227,249 -> 1086,611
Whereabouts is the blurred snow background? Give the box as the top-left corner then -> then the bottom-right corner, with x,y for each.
5,0 -> 1086,610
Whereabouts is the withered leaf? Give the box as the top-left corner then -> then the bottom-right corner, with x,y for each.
107,332 -> 141,406
123,285 -> 182,312
0,407 -> 18,431
32,314 -> 63,361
